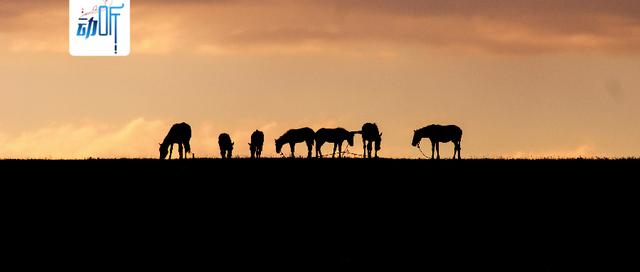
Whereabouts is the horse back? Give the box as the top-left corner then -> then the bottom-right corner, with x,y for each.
362,123 -> 380,140
218,133 -> 232,147
251,130 -> 264,145
316,127 -> 349,142
284,127 -> 315,143
165,122 -> 192,144
435,125 -> 462,142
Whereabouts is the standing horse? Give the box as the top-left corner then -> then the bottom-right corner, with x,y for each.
315,128 -> 355,158
159,122 -> 192,160
411,124 -> 462,159
356,123 -> 382,158
249,130 -> 264,159
218,133 -> 234,159
275,127 -> 315,158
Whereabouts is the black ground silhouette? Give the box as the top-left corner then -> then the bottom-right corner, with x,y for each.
2,158 -> 637,270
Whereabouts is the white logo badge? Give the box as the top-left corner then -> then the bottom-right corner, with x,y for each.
69,0 -> 130,56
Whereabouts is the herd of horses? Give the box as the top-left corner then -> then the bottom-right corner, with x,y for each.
159,122 -> 463,160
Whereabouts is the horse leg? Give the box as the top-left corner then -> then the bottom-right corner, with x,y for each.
453,143 -> 457,159
431,141 -> 435,159
316,141 -> 322,158
332,143 -> 337,158
178,144 -> 184,159
436,142 -> 440,159
290,143 -> 295,158
169,144 -> 174,160
457,141 -> 462,159
363,140 -> 367,158
367,141 -> 373,158
307,141 -> 313,159
375,143 -> 378,158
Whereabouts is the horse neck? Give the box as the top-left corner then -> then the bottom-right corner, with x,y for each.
161,136 -> 173,146
415,128 -> 431,142
276,136 -> 288,148
164,130 -> 182,143
345,132 -> 355,143
340,130 -> 352,138
160,142 -> 170,152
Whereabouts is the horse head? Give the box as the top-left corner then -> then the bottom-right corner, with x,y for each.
159,143 -> 169,160
376,133 -> 382,151
275,139 -> 283,154
411,130 -> 421,147
347,132 -> 356,146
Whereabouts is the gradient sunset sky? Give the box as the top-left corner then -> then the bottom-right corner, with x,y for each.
1,0 -> 639,159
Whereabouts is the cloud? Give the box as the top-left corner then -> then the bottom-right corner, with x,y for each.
0,118 -> 290,159
0,118 -> 167,159
605,79 -> 625,103
509,144 -> 595,159
2,0 -> 640,55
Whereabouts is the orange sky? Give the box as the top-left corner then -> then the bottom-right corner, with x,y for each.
0,0 -> 639,159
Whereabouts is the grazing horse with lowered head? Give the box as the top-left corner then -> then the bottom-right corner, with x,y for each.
249,130 -> 264,159
275,127 -> 315,158
160,122 -> 192,160
356,123 -> 382,158
412,124 -> 462,159
218,133 -> 234,159
315,128 -> 355,158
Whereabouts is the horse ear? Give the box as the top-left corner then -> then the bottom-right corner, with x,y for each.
231,142 -> 235,146
379,133 -> 383,137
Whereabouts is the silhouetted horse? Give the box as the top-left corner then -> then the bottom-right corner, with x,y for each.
412,124 -> 462,159
315,128 -> 355,158
159,122 -> 191,160
249,130 -> 264,159
218,133 -> 234,159
275,127 -> 315,158
357,123 -> 382,158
